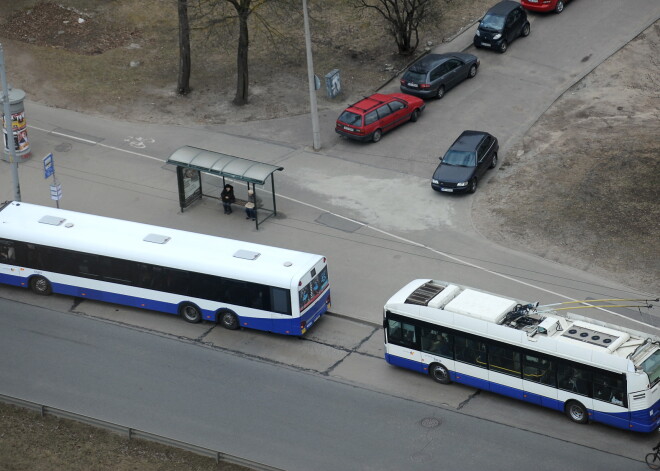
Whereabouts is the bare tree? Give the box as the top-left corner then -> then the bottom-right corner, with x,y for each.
354,0 -> 438,55
177,0 -> 192,95
193,0 -> 292,106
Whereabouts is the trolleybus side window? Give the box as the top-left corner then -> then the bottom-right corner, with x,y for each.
488,344 -> 521,378
641,351 -> 660,387
455,335 -> 487,368
593,371 -> 627,407
421,327 -> 453,359
523,353 -> 557,387
386,318 -> 417,348
557,363 -> 592,397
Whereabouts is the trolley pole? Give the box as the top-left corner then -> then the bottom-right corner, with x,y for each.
0,43 -> 21,202
302,0 -> 321,151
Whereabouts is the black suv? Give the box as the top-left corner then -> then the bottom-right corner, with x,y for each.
431,131 -> 499,194
474,1 -> 530,53
399,53 -> 480,100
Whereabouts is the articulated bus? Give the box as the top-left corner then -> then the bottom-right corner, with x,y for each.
0,201 -> 330,335
384,279 -> 660,432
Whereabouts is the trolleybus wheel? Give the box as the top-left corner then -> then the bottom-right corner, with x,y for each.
429,363 -> 452,384
565,400 -> 588,424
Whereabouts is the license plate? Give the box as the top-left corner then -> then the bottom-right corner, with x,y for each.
407,83 -> 418,87
441,188 -> 453,192
529,0 -> 538,2
343,126 -> 353,131
482,43 -> 490,47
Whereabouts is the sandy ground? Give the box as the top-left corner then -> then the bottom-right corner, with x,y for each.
473,22 -> 659,293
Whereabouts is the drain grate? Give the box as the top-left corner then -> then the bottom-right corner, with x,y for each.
420,417 -> 441,428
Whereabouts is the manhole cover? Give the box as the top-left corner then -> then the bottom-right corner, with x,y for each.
420,417 -> 440,428
54,142 -> 72,152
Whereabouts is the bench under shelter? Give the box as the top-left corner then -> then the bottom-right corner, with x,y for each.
166,145 -> 284,230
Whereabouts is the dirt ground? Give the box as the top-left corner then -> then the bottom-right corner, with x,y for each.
0,1 -> 658,469
0,402 -> 248,471
473,22 -> 659,292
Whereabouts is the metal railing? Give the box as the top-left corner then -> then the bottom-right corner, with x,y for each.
0,393 -> 285,471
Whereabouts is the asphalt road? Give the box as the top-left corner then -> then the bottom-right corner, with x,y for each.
0,0 -> 659,468
0,298 -> 641,471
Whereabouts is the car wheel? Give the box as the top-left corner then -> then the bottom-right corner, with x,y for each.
555,1 -> 564,13
220,310 -> 240,330
430,363 -> 452,384
410,109 -> 420,122
521,23 -> 530,37
436,86 -> 445,99
30,275 -> 52,295
372,129 -> 383,143
489,152 -> 498,169
468,64 -> 477,78
179,303 -> 202,323
499,40 -> 508,53
468,178 -> 478,194
565,400 -> 589,424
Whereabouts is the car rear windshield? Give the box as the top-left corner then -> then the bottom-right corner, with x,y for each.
338,111 -> 362,126
402,70 -> 426,83
443,150 -> 476,167
480,14 -> 505,32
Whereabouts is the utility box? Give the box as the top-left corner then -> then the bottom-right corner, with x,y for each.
1,87 -> 30,161
325,69 -> 341,99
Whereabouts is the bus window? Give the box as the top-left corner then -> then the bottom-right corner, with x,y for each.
558,364 -> 592,396
489,344 -> 521,377
593,371 -> 627,407
455,335 -> 487,368
220,279 -> 248,306
421,327 -> 452,359
523,353 -> 556,387
271,287 -> 291,315
387,319 -> 417,348
0,240 -> 16,262
641,350 -> 660,387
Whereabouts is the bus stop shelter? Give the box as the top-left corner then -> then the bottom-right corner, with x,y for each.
166,146 -> 284,230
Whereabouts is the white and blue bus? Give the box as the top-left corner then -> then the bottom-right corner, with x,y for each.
0,201 -> 330,335
384,279 -> 660,432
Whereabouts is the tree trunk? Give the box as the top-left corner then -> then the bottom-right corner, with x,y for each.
233,9 -> 250,106
177,0 -> 191,95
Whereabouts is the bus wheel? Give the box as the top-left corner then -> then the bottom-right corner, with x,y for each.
565,400 -> 588,424
219,310 -> 239,330
429,363 -> 451,384
179,303 -> 202,323
30,276 -> 52,296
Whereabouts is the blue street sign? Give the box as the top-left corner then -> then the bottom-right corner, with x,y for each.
43,153 -> 54,179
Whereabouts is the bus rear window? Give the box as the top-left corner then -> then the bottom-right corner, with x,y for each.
641,350 -> 660,386
299,266 -> 329,312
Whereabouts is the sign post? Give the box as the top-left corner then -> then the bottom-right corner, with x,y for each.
43,153 -> 62,208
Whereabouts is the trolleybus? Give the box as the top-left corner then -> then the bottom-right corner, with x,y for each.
0,201 -> 330,335
384,279 -> 659,432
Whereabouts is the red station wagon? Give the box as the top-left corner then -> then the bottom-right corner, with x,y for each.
335,93 -> 425,143
521,0 -> 571,14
